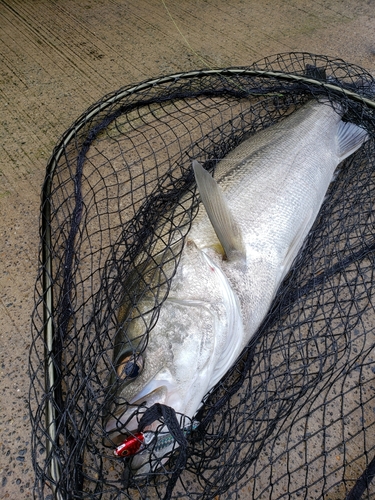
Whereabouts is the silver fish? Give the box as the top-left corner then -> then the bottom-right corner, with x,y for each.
104,99 -> 367,473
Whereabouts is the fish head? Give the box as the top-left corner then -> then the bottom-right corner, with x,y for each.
104,240 -> 243,472
104,305 -> 213,428
103,328 -> 203,474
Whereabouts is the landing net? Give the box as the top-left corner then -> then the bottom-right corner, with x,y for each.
29,52 -> 375,500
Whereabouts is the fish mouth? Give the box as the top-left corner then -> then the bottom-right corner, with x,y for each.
104,379 -> 195,474
104,383 -> 171,441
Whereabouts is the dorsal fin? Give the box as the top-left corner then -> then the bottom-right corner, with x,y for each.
192,160 -> 245,261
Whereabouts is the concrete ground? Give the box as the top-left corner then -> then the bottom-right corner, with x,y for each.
1,1 -> 375,498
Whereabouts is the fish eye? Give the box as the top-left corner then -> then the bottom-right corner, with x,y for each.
117,352 -> 144,380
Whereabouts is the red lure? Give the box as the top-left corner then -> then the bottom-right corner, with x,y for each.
114,432 -> 145,457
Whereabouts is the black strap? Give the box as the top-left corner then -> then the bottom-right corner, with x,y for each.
139,403 -> 188,500
345,453 -> 375,500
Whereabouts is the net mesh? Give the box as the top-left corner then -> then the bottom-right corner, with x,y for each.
29,52 -> 375,500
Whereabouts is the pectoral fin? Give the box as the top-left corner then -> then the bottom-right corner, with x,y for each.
337,121 -> 368,161
192,160 -> 245,261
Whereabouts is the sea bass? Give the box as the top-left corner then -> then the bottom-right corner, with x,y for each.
104,99 -> 367,472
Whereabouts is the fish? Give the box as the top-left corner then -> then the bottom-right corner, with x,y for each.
103,99 -> 368,473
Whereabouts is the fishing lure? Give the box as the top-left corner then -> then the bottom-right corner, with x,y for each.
114,422 -> 199,457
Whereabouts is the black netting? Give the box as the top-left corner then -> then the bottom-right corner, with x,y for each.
29,52 -> 375,500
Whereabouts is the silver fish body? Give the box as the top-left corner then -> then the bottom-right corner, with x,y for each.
105,100 -> 367,472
